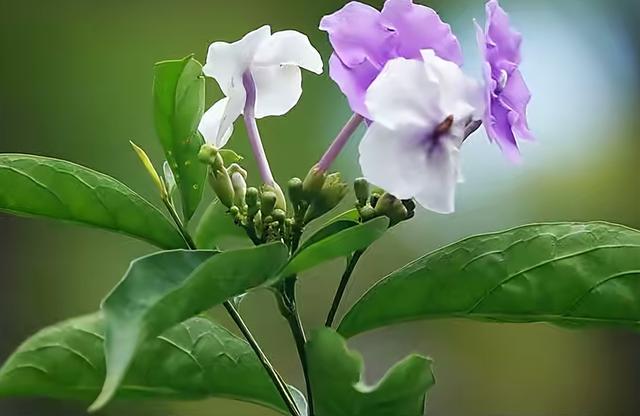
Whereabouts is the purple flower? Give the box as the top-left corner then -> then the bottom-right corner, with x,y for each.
320,0 -> 462,118
476,0 -> 533,161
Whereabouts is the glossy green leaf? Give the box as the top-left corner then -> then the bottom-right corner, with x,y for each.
307,328 -> 434,416
0,313 -> 291,414
92,243 -> 289,411
154,55 -> 206,221
282,217 -> 389,276
339,222 -> 640,338
0,154 -> 185,249
194,200 -> 248,249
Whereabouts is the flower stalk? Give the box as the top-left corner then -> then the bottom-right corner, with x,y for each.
317,113 -> 364,173
242,71 -> 276,186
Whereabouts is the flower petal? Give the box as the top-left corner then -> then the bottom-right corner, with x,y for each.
365,57 -> 440,130
252,64 -> 302,118
381,0 -> 463,65
319,1 -> 394,68
328,53 -> 379,118
485,0 -> 522,67
359,123 -> 461,214
203,25 -> 272,95
199,97 -> 234,148
358,123 -> 427,200
253,30 -> 323,74
413,137 -> 460,214
501,69 -> 534,140
420,50 -> 483,126
198,80 -> 245,148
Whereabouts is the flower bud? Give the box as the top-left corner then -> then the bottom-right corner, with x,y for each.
246,187 -> 260,217
358,205 -> 376,221
199,144 -> 235,208
354,178 -> 370,207
304,172 -> 348,223
263,182 -> 286,212
375,193 -> 408,226
302,165 -> 326,199
272,208 -> 286,224
261,191 -> 277,218
230,171 -> 247,209
162,161 -> 177,196
130,141 -> 167,199
287,177 -> 304,206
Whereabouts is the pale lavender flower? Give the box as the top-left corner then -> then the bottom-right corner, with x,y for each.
320,0 -> 462,118
359,51 -> 484,214
476,0 -> 533,161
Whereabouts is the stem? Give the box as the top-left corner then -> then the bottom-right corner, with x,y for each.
317,113 -> 364,173
325,249 -> 365,327
162,199 -> 300,416
242,71 -> 275,186
279,276 -> 315,416
224,302 -> 301,416
162,198 -> 196,248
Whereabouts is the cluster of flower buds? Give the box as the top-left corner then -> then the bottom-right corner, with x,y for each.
299,166 -> 348,224
354,177 -> 415,227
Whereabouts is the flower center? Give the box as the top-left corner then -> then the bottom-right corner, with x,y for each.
424,115 -> 454,155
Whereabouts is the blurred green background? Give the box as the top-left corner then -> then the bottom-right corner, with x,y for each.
1,0 -> 639,415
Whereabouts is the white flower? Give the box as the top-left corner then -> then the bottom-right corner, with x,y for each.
359,50 -> 483,214
198,26 -> 323,148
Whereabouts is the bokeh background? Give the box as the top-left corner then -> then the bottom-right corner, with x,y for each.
1,0 -> 639,415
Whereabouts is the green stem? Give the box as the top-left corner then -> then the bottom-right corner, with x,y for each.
278,276 -> 315,416
325,249 -> 365,328
162,198 -> 300,416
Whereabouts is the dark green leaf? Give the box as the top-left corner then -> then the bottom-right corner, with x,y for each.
92,243 -> 289,410
0,313 -> 291,414
0,154 -> 185,249
307,328 -> 434,416
339,222 -> 640,338
281,217 -> 388,276
154,55 -> 206,221
194,200 -> 248,249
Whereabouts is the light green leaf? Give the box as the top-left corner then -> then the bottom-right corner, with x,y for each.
339,222 -> 640,338
281,217 -> 388,276
0,154 -> 185,249
194,200 -> 248,249
154,55 -> 206,221
219,149 -> 244,165
0,313 -> 291,414
92,243 -> 289,411
307,328 -> 434,416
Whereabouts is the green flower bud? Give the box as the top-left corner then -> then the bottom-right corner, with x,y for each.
375,193 -> 408,226
261,191 -> 277,218
358,205 -> 376,221
304,172 -> 348,223
230,171 -> 247,209
302,165 -> 326,199
272,208 -> 286,224
198,145 -> 235,208
287,177 -> 304,206
246,187 -> 260,217
354,177 -> 370,207
262,183 -> 286,212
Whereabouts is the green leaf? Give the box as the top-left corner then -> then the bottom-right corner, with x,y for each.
92,243 -> 289,411
0,313 -> 291,414
219,149 -> 244,165
281,217 -> 388,276
0,154 -> 185,249
154,55 -> 206,221
307,328 -> 434,416
194,200 -> 248,249
339,222 -> 640,338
